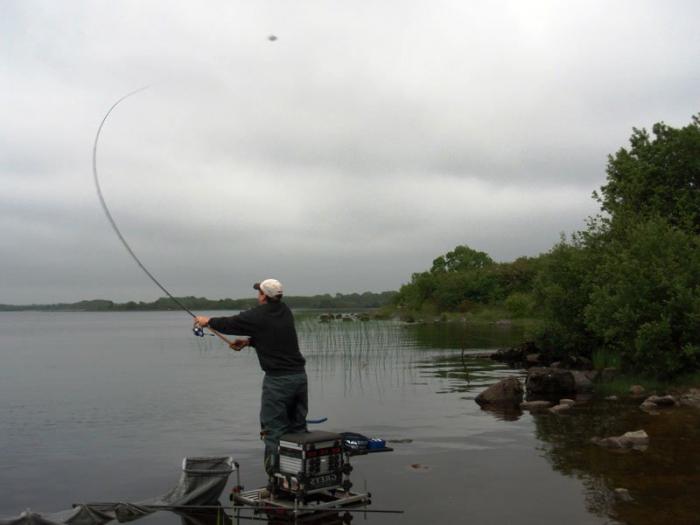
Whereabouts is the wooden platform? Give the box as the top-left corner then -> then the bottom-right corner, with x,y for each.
231,486 -> 371,519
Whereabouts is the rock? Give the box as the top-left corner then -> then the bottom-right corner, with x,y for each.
614,488 -> 634,502
526,367 -> 576,397
491,342 -> 540,364
605,395 -> 619,401
550,403 -> 572,414
621,430 -> 649,447
571,370 -> 598,393
525,353 -> 540,367
629,385 -> 645,397
592,429 -> 649,451
591,436 -> 624,448
680,388 -> 700,409
563,355 -> 594,370
600,367 -> 618,382
639,401 -> 659,415
645,395 -> 678,407
475,377 -> 524,407
559,398 -> 576,407
520,400 -> 552,412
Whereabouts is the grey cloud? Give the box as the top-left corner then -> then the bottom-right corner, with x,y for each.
1,0 -> 699,304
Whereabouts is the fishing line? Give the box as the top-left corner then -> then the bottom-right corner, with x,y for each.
92,88 -> 232,344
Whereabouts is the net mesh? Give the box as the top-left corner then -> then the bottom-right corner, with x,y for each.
0,457 -> 235,525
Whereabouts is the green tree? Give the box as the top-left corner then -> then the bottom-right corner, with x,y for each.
595,115 -> 700,234
535,114 -> 700,377
584,218 -> 700,377
430,245 -> 494,273
533,237 -> 601,357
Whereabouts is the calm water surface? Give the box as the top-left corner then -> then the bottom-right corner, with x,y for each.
1,312 -> 698,524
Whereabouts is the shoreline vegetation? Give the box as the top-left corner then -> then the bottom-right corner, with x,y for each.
392,114 -> 700,385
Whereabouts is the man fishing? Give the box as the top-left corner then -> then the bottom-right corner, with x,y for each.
193,279 -> 308,476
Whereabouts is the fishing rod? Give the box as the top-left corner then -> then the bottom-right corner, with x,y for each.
92,88 -> 236,349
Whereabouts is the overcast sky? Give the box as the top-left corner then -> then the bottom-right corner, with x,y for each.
1,1 -> 698,304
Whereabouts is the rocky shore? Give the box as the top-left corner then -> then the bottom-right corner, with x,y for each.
475,341 -> 700,418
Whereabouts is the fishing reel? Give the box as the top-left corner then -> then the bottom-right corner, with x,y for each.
193,323 -> 216,338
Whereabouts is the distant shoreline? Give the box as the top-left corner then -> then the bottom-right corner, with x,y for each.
0,291 -> 397,313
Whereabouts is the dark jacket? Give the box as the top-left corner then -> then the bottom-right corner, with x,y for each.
208,302 -> 305,376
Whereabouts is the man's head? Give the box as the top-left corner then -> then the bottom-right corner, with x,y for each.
254,278 -> 284,304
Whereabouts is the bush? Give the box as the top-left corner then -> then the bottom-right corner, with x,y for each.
504,292 -> 535,318
584,218 -> 700,377
533,238 -> 601,356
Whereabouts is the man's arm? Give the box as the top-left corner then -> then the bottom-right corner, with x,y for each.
195,311 -> 258,336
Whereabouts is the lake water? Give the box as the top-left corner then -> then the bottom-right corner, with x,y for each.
1,312 -> 698,524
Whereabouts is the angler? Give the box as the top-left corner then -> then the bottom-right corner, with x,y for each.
194,278 -> 308,477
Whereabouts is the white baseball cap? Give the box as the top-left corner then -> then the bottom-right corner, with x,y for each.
254,278 -> 283,298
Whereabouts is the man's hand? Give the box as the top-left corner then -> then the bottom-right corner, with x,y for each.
229,338 -> 250,351
194,316 -> 210,327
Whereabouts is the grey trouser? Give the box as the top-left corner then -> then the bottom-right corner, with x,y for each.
261,372 -> 308,475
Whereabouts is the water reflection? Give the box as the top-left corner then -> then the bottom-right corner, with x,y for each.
532,400 -> 700,525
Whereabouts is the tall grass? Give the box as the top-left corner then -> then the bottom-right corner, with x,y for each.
591,348 -> 621,370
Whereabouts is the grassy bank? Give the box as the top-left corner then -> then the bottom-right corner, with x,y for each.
382,302 -> 543,332
593,371 -> 700,396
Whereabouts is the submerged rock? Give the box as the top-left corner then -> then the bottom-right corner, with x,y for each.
520,400 -> 552,412
680,388 -> 700,409
640,394 -> 678,414
645,395 -> 678,407
639,401 -> 660,415
614,488 -> 634,502
491,342 -> 540,364
591,429 -> 649,451
475,377 -> 524,407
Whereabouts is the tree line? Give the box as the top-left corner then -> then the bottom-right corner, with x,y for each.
394,114 -> 700,379
0,291 -> 397,312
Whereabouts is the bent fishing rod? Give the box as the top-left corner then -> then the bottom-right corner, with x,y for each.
92,88 -> 237,350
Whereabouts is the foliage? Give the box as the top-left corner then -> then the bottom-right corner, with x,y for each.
534,114 -> 700,378
395,245 -> 541,312
430,245 -> 494,273
591,347 -> 621,371
584,218 -> 700,377
395,114 -> 700,379
532,237 -> 601,357
504,292 -> 536,318
595,115 -> 700,234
